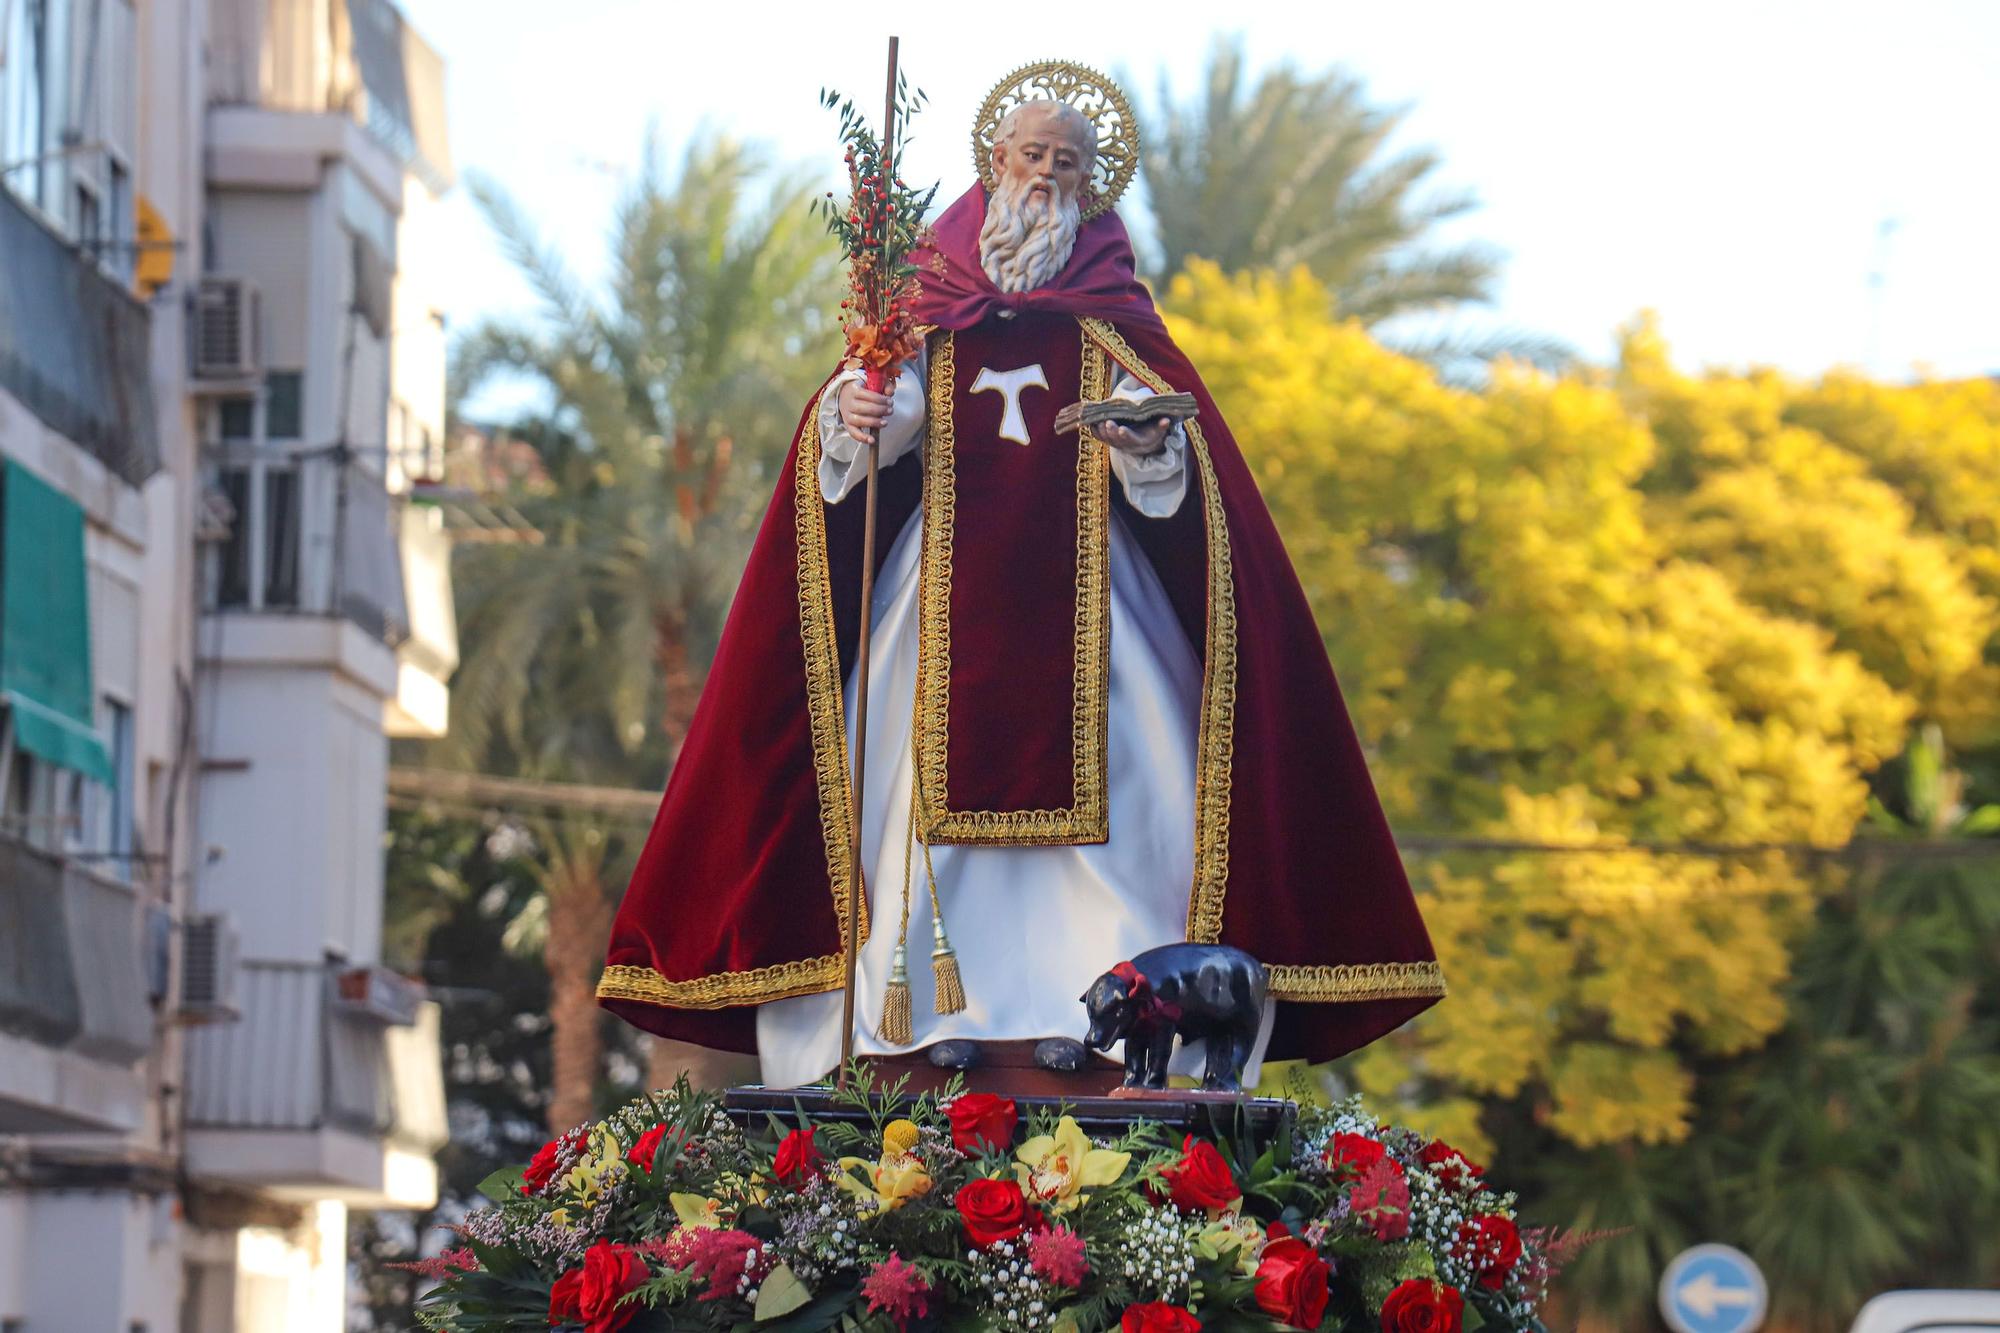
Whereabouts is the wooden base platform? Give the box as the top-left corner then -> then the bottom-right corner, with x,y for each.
852,1040 -> 1123,1097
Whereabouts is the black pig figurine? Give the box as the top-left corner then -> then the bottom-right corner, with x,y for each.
1080,943 -> 1268,1091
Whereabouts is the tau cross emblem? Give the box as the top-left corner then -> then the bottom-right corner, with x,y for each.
970,364 -> 1049,446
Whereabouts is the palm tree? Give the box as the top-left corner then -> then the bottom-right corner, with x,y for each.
1139,40 -> 1568,376
440,133 -> 843,1129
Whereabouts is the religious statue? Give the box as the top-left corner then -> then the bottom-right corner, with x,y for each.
598,60 -> 1445,1089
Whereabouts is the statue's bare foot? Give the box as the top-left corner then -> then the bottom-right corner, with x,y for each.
1034,1037 -> 1086,1072
927,1039 -> 982,1070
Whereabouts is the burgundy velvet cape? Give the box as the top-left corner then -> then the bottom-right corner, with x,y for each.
599,185 -> 1445,1062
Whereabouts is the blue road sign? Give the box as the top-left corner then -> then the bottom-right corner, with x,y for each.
1659,1244 -> 1768,1333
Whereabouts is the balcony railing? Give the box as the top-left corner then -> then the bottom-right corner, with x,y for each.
204,449 -> 411,645
184,959 -> 445,1151
0,836 -> 156,1132
0,185 -> 159,486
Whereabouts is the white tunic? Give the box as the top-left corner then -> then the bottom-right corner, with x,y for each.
755,343 -> 1273,1087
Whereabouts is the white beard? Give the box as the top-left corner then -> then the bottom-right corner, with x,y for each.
979,173 -> 1082,293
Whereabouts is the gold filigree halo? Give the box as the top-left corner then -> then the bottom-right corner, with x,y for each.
972,60 -> 1138,223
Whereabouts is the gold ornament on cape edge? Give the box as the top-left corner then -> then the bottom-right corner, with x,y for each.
972,59 -> 1139,223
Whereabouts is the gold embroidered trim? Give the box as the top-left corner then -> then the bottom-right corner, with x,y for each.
795,406 -> 870,948
1267,961 -> 1448,1003
594,405 -> 878,1014
594,406 -> 887,1015
913,327 -> 1112,845
1079,319 -> 1238,942
597,958 -> 845,1010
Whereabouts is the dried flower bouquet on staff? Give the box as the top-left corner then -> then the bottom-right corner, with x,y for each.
814,79 -> 939,393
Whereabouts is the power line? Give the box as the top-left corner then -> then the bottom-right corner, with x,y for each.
384,766 -> 1999,860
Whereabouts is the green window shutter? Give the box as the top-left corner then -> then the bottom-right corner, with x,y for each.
1,460 -> 112,785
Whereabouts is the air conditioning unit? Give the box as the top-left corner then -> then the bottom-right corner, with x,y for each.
192,277 -> 261,380
331,964 -> 424,1026
179,913 -> 242,1022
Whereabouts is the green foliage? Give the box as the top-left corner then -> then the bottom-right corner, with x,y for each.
1137,40 -> 1567,377
420,1089 -> 1553,1333
447,132 -> 842,788
1140,40 -> 1495,325
1164,263 -> 2000,1325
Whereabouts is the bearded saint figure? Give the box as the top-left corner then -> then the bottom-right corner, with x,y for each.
599,64 -> 1444,1088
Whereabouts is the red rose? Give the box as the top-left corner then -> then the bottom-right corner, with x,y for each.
625,1124 -> 677,1174
1324,1132 -> 1392,1179
773,1126 -> 824,1187
1417,1141 -> 1484,1190
1162,1135 -> 1241,1214
523,1128 -> 583,1196
548,1239 -> 649,1333
1454,1214 -> 1522,1290
1122,1302 -> 1203,1333
945,1093 -> 1019,1154
1379,1279 -> 1464,1333
549,1269 -> 584,1323
1253,1236 -> 1330,1330
955,1177 -> 1031,1248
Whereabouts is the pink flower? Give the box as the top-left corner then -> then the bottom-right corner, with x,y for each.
681,1228 -> 768,1302
860,1254 -> 931,1331
1027,1226 -> 1089,1288
385,1246 -> 477,1277
635,1230 -> 701,1267
1350,1157 -> 1412,1241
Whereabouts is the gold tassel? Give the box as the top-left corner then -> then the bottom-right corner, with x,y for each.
878,939 -> 914,1045
931,914 -> 966,1015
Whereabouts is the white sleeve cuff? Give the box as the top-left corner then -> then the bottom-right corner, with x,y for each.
1103,371 -> 1188,518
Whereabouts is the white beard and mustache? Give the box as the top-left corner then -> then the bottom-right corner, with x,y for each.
978,169 -> 1083,293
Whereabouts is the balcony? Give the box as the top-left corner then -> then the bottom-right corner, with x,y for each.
184,960 -> 445,1208
206,0 -> 451,192
207,449 -> 410,645
0,838 -> 155,1133
0,185 -> 159,486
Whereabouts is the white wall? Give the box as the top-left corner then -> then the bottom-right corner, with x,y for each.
11,1191 -> 181,1329
194,621 -> 393,964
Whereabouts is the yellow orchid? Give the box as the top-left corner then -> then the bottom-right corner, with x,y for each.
837,1149 -> 933,1215
1194,1211 -> 1268,1275
718,1170 -> 770,1209
1013,1116 -> 1129,1211
563,1124 -> 625,1204
670,1192 -> 725,1229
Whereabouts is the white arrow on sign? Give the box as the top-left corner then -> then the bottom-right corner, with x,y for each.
1678,1272 -> 1760,1320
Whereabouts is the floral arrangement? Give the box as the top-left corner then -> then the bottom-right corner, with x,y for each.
813,80 -> 938,393
414,1070 -> 1572,1333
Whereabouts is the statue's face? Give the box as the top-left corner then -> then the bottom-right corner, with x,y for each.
990,104 -> 1090,210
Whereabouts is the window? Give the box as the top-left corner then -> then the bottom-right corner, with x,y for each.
2,0 -> 52,210
214,468 -> 252,607
265,370 -> 303,439
2,727 -> 85,854
263,467 -> 300,605
218,396 -> 255,441
211,464 -> 302,609
80,697 -> 134,878
0,461 -> 113,840
106,158 -> 132,282
74,180 -> 102,255
216,374 -> 303,443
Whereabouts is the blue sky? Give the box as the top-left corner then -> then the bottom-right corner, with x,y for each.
407,0 -> 2000,398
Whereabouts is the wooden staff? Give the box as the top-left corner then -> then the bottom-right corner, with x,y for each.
838,35 -> 901,1088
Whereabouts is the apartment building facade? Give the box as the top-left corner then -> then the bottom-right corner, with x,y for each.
0,0 -> 456,1326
